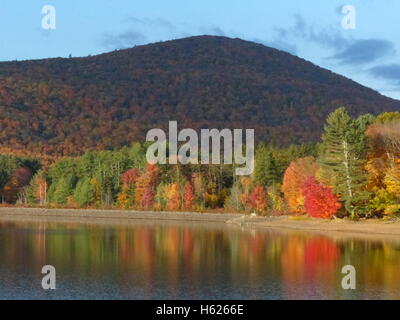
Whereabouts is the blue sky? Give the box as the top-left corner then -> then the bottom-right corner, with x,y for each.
1,0 -> 400,98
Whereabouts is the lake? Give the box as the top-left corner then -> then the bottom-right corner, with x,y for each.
0,219 -> 399,300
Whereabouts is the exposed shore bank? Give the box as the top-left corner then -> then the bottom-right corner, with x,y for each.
0,207 -> 241,225
1,207 -> 400,238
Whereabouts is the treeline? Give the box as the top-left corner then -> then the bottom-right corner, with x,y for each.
1,141 -> 315,213
2,107 -> 400,219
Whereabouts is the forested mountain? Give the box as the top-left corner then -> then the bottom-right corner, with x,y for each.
0,35 -> 399,156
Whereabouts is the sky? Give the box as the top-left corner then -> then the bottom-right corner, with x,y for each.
1,0 -> 400,99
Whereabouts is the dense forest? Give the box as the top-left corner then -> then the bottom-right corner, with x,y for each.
0,35 -> 399,157
2,108 -> 400,219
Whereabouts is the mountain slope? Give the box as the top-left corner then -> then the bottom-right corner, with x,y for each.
0,35 -> 399,156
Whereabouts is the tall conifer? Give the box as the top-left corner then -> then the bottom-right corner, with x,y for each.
319,107 -> 371,218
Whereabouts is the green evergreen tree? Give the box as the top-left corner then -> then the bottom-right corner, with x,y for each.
253,143 -> 280,187
51,175 -> 75,205
73,178 -> 94,207
319,107 -> 371,218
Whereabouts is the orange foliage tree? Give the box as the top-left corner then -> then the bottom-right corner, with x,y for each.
239,177 -> 253,210
281,157 -> 318,214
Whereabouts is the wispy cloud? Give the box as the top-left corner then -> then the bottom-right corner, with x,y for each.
332,39 -> 396,65
100,13 -> 397,73
273,15 -> 396,66
274,15 -> 350,50
370,64 -> 400,85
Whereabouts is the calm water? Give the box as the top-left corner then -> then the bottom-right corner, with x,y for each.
0,219 -> 400,300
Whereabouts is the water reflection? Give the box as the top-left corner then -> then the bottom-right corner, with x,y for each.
0,220 -> 400,299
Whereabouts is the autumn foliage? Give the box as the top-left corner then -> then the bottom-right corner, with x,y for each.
30,175 -> 48,206
165,183 -> 181,211
249,186 -> 268,213
183,182 -> 195,210
302,177 -> 341,219
1,36 -> 396,157
135,164 -> 160,208
3,109 -> 400,220
1,167 -> 32,203
281,157 -> 319,214
120,169 -> 140,186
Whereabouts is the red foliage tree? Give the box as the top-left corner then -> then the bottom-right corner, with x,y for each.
249,186 -> 268,214
14,167 -> 32,186
2,167 -> 32,203
120,168 -> 140,186
183,181 -> 195,210
302,177 -> 341,219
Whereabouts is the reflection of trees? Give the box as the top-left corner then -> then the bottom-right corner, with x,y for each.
1,221 -> 400,299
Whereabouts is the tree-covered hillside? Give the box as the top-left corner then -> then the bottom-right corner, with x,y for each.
0,35 -> 399,156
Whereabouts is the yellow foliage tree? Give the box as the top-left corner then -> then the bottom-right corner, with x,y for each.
165,183 -> 181,211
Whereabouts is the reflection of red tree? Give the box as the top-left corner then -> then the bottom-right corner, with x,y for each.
183,229 -> 194,260
304,237 -> 340,276
249,234 -> 265,256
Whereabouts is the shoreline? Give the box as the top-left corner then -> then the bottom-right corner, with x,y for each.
0,207 -> 241,224
1,207 -> 400,238
233,216 -> 400,239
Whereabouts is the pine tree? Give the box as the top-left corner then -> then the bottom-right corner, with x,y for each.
73,177 -> 94,207
51,175 -> 75,205
253,143 -> 280,187
319,107 -> 371,218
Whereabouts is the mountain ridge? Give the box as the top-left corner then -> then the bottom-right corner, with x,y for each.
0,35 -> 398,156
